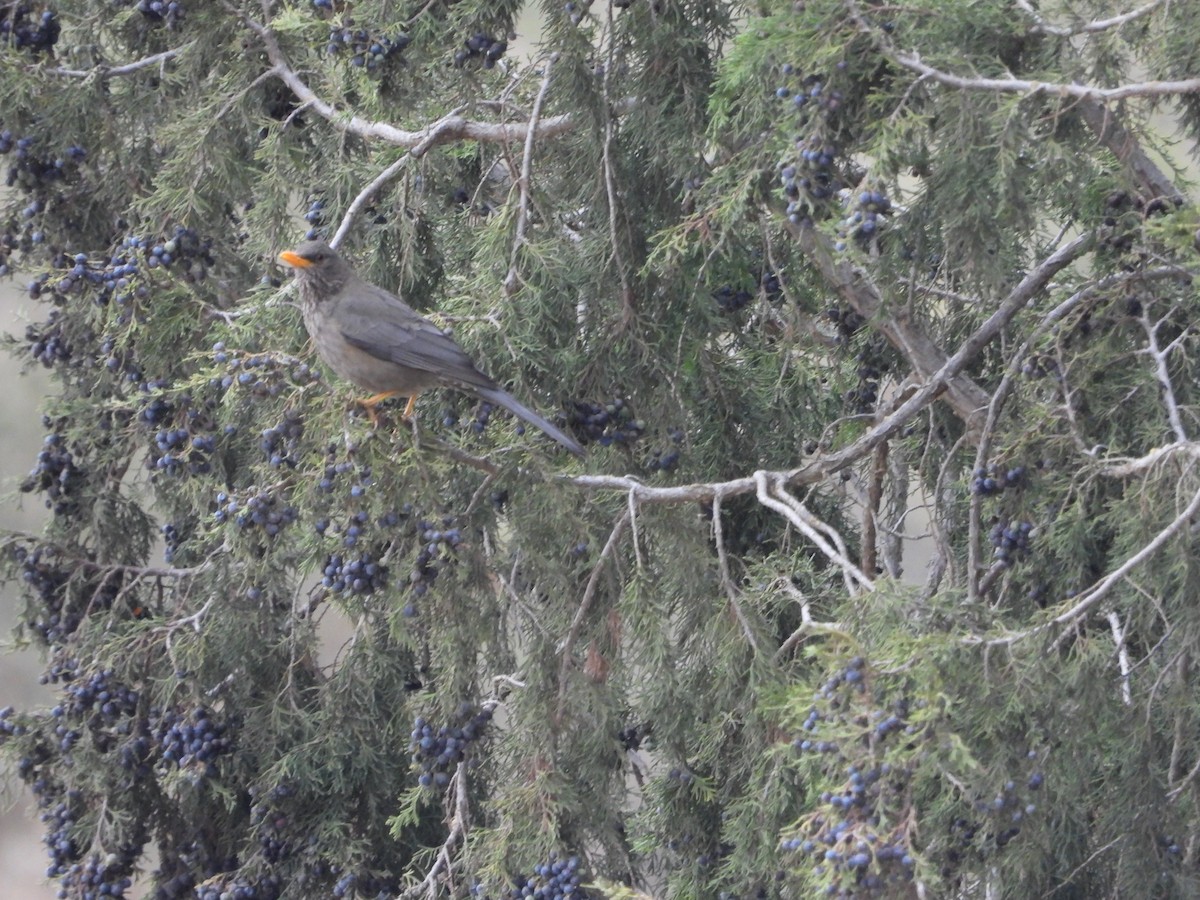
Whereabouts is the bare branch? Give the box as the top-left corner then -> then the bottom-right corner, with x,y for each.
1016,0 -> 1167,38
331,125 -> 455,248
1138,304 -> 1189,442
44,45 -> 190,79
505,55 -> 558,296
1107,610 -> 1133,706
600,2 -> 636,327
774,581 -> 844,660
402,765 -> 473,899
755,471 -> 874,593
882,48 -> 1200,103
235,6 -> 591,150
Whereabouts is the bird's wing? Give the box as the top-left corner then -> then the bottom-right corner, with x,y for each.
335,281 -> 497,390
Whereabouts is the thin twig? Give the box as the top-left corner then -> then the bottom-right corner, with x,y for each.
402,764 -> 473,898
975,478 -> 1200,647
504,55 -> 558,296
1016,0 -> 1166,37
331,106 -> 468,247
555,510 -> 630,724
1138,305 -> 1189,442
713,495 -> 758,651
45,45 -> 190,78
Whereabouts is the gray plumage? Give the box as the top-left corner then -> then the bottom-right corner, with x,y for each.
282,240 -> 583,456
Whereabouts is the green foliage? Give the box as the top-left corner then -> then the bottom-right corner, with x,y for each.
3,0 -> 1200,898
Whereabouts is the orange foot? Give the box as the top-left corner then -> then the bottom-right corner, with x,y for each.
356,391 -> 419,426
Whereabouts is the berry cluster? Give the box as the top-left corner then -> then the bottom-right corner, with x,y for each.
1019,353 -> 1060,380
36,251 -> 117,307
470,400 -> 498,435
835,190 -> 892,252
58,850 -> 140,899
155,706 -> 233,778
843,343 -> 887,415
780,138 -> 843,226
211,342 -> 317,396
325,21 -> 411,72
842,372 -> 878,415
214,489 -> 300,538
137,389 -> 173,425
481,854 -> 594,900
331,871 -> 401,898
246,782 -> 302,868
825,306 -> 866,344
988,520 -> 1033,567
783,656 -> 924,895
644,428 -> 684,472
0,4 -> 60,55
440,399 -> 536,444
249,784 -> 297,865
303,197 -> 326,240
563,1 -> 585,26
195,874 -> 281,900
126,0 -> 186,30
151,424 -> 216,477
0,705 -> 26,740
409,517 -> 464,606
315,457 -> 357,495
28,228 -> 213,314
971,464 -> 1025,496
950,753 -> 1046,863
259,414 -> 305,468
13,543 -> 77,644
410,702 -> 494,788
22,432 -> 85,515
454,32 -> 507,68
711,263 -> 783,313
59,667 -> 140,728
322,549 -> 388,595
0,133 -> 85,232
568,398 -> 644,447
163,520 -> 183,564
26,310 -> 72,367
780,795 -> 915,896
40,788 -> 84,878
712,283 -> 753,312
124,228 -> 212,281
774,66 -> 844,116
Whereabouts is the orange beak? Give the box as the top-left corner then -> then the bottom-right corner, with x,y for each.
279,250 -> 312,268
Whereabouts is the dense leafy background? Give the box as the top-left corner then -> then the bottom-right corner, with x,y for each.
2,1 -> 1200,898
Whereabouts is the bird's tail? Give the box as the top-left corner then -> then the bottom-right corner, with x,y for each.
477,386 -> 584,456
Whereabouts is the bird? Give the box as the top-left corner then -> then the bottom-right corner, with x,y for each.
278,239 -> 584,456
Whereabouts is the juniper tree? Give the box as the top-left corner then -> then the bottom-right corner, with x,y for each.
3,0 -> 1200,898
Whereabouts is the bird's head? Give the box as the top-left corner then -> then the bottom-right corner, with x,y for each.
279,240 -> 353,297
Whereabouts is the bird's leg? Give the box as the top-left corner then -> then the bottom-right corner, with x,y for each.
356,390 -> 400,426
353,391 -> 421,427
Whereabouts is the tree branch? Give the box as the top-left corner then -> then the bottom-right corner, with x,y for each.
235,5 -> 591,150
504,55 -> 558,296
881,48 -> 1200,103
1015,0 -> 1167,37
44,45 -> 190,79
